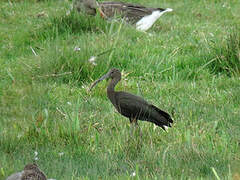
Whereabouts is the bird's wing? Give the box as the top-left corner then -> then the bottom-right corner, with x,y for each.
21,170 -> 47,180
99,2 -> 165,22
115,91 -> 151,119
123,3 -> 165,15
115,92 -> 173,128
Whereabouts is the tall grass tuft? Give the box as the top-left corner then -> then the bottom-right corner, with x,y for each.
50,10 -> 109,35
209,27 -> 240,76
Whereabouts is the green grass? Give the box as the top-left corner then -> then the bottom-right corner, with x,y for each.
0,0 -> 240,179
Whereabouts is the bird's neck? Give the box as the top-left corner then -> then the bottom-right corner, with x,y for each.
107,76 -> 120,92
107,76 -> 121,105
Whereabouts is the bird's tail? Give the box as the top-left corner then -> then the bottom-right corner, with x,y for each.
156,8 -> 173,13
150,105 -> 173,130
152,119 -> 171,131
164,8 -> 173,12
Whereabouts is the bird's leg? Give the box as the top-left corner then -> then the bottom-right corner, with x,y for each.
129,118 -> 142,137
98,8 -> 107,18
95,2 -> 107,19
129,118 -> 138,126
133,118 -> 138,126
129,118 -> 132,123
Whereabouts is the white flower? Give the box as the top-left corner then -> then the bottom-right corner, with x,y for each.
17,133 -> 23,139
34,151 -> 39,161
66,10 -> 71,16
209,33 -> 214,37
67,102 -> 72,105
74,46 -> 81,51
130,172 -> 136,177
34,151 -> 38,156
59,152 -> 64,156
88,56 -> 97,66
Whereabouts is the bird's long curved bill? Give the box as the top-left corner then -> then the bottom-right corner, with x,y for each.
89,73 -> 109,91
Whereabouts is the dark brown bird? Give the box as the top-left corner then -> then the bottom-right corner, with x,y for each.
74,0 -> 97,16
90,68 -> 173,130
6,163 -> 50,180
73,0 -> 173,31
21,164 -> 47,180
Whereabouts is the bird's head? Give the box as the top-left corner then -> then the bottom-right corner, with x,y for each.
107,68 -> 121,79
90,68 -> 121,90
74,0 -> 98,16
24,163 -> 39,171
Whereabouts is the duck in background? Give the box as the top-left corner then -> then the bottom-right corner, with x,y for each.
6,163 -> 55,180
73,0 -> 173,31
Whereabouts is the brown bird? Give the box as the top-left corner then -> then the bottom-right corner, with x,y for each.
90,68 -> 173,130
6,163 -> 53,180
73,0 -> 173,31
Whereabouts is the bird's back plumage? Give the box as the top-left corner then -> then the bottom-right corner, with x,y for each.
21,170 -> 47,180
99,1 -> 166,23
114,91 -> 173,129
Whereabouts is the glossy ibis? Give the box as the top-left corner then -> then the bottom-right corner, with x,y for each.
90,68 -> 173,130
74,0 -> 173,31
6,163 -> 50,180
